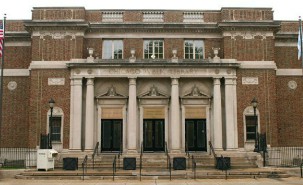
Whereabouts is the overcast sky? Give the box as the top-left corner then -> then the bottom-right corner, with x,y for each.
0,0 -> 301,21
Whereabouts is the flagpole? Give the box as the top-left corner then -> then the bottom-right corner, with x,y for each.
300,16 -> 303,67
0,14 -> 6,150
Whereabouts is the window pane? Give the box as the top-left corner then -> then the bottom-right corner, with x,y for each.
144,40 -> 163,59
102,40 -> 112,59
50,117 -> 61,142
245,116 -> 257,140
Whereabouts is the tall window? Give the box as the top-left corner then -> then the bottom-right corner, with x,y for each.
184,40 -> 204,59
245,116 -> 257,140
102,40 -> 123,59
49,117 -> 62,142
144,40 -> 164,59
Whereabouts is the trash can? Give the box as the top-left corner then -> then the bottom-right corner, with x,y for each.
37,149 -> 58,171
216,156 -> 231,170
123,157 -> 136,170
173,157 -> 186,170
63,157 -> 78,170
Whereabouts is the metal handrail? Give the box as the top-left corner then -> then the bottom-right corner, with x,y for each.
208,141 -> 217,158
168,155 -> 172,181
140,142 -> 143,181
192,156 -> 196,180
112,155 -> 117,181
82,155 -> 88,181
92,142 -> 99,170
301,161 -> 303,178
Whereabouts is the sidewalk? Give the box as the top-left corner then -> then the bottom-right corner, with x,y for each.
1,177 -> 303,185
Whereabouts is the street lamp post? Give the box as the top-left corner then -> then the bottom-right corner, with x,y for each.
251,97 -> 259,152
49,98 -> 55,149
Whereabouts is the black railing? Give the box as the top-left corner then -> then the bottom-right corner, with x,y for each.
92,142 -> 99,170
185,141 -> 191,169
301,162 -> 303,178
140,142 -> 143,181
164,142 -> 171,181
112,155 -> 117,181
0,147 -> 36,168
82,155 -> 88,181
267,147 -> 303,167
209,141 -> 217,158
192,156 -> 196,180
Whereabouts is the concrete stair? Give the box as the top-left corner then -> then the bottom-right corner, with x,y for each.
15,151 -> 292,180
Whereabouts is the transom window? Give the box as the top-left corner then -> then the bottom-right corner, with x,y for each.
102,40 -> 123,59
144,40 -> 164,59
184,40 -> 204,59
245,116 -> 257,140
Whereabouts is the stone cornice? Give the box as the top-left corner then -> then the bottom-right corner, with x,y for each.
24,21 -> 89,32
66,60 -> 240,68
218,21 -> 280,32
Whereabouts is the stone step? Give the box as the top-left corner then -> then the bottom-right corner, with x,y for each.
16,168 -> 291,180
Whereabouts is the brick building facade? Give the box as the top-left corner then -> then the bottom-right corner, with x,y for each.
1,7 -> 302,154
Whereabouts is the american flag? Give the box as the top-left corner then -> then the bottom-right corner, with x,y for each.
0,20 -> 4,57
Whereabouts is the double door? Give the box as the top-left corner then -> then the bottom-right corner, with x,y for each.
101,119 -> 122,152
143,119 -> 165,152
185,119 -> 207,151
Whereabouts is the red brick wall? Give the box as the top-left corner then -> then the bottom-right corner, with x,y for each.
6,21 -> 27,32
236,69 -> 278,147
86,11 -> 102,22
31,35 -> 84,61
221,8 -> 273,21
275,47 -> 300,68
32,8 -> 85,20
164,11 -> 183,23
224,36 -> 274,61
124,39 -> 143,59
124,11 -> 142,22
276,77 -> 303,146
28,69 -> 70,148
1,77 -> 30,147
5,46 -> 31,69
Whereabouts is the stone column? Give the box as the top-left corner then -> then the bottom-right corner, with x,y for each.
127,78 -> 137,153
233,79 -> 238,149
213,78 -> 222,150
85,78 -> 95,151
70,78 -> 82,151
225,78 -> 236,150
170,78 -> 181,152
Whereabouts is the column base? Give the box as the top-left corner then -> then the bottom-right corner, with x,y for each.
127,149 -> 138,154
169,149 -> 182,154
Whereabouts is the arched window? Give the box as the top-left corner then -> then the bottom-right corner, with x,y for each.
243,106 -> 260,142
47,107 -> 64,143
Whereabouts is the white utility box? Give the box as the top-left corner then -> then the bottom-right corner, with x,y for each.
37,149 -> 58,171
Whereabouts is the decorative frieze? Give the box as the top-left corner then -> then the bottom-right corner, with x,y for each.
242,77 -> 258,85
48,78 -> 65,85
223,31 -> 273,40
33,31 -> 84,38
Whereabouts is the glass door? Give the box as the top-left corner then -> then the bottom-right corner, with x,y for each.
143,119 -> 165,152
101,119 -> 122,152
185,119 -> 207,151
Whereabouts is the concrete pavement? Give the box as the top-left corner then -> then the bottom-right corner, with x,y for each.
0,177 -> 303,185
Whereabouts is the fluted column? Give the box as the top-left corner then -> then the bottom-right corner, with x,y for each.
70,78 -> 82,151
127,78 -> 137,153
85,78 -> 95,151
213,78 -> 222,150
170,78 -> 181,152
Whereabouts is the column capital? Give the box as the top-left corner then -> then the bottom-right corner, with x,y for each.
171,78 -> 179,85
86,78 -> 94,86
71,78 -> 82,86
225,78 -> 234,85
129,78 -> 137,85
213,78 -> 221,85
